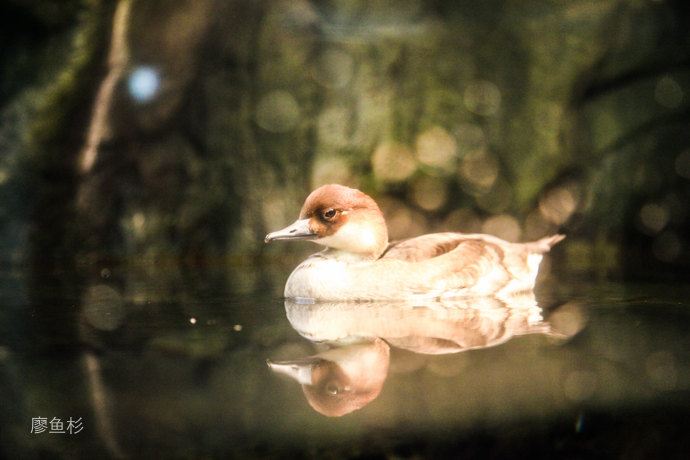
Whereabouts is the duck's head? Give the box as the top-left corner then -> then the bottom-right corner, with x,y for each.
265,184 -> 389,259
267,338 -> 390,417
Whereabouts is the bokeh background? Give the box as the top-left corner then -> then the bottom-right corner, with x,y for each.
1,0 -> 689,280
2,1 -> 690,458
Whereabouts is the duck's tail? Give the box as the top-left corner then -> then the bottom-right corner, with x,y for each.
527,234 -> 566,253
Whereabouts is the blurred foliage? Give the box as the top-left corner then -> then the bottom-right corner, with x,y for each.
0,0 -> 688,279
0,0 -> 83,105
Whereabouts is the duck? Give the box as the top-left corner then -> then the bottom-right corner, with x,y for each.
265,184 -> 564,301
268,296 -> 576,416
267,338 -> 390,417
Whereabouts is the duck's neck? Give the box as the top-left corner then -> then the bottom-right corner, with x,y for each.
321,248 -> 380,262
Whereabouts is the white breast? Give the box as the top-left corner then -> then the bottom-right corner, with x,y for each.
285,256 -> 351,300
284,252 -> 410,301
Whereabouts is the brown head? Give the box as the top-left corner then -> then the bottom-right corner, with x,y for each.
267,338 -> 390,417
265,184 -> 389,259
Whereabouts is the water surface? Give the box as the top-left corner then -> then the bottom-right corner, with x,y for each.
1,266 -> 689,458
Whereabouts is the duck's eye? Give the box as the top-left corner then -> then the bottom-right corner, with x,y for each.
322,208 -> 337,220
325,382 -> 340,395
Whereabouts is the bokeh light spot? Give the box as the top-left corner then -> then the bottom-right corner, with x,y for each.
539,185 -> 579,225
311,155 -> 353,189
458,150 -> 499,193
371,142 -> 417,183
256,91 -> 301,133
548,302 -> 586,339
638,202 -> 669,235
654,76 -> 683,109
411,175 -> 448,211
82,285 -> 125,331
415,126 -> 457,172
378,197 -> 428,240
482,214 -> 521,242
132,212 -> 146,237
441,208 -> 482,233
128,66 -> 160,103
317,106 -> 350,147
524,210 -> 553,241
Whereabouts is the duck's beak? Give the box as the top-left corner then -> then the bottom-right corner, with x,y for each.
265,219 -> 316,243
267,357 -> 322,385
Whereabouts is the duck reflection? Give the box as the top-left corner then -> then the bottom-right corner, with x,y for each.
269,338 -> 390,417
268,292 -> 574,417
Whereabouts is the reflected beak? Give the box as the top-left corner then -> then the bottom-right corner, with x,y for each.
265,219 -> 316,243
266,357 -> 321,385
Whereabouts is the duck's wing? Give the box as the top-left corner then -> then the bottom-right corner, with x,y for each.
381,232 -> 565,295
381,232 -> 483,262
382,232 -> 565,262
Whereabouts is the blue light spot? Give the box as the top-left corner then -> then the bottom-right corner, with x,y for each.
128,66 -> 160,103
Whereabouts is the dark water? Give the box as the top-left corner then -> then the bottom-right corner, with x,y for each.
1,265 -> 689,459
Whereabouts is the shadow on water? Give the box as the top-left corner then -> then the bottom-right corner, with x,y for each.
2,263 -> 690,458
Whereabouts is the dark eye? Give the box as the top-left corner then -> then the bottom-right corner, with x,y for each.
325,382 -> 340,395
322,208 -> 337,220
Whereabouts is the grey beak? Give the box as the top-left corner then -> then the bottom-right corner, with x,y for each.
267,357 -> 321,385
265,218 -> 316,243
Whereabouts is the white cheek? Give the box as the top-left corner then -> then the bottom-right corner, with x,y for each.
317,222 -> 376,253
357,226 -> 377,248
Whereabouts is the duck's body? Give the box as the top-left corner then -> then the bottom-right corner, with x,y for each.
284,232 -> 562,300
266,184 -> 563,301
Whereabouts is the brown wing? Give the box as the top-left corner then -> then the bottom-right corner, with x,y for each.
380,232 -> 563,295
381,232 -> 477,262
